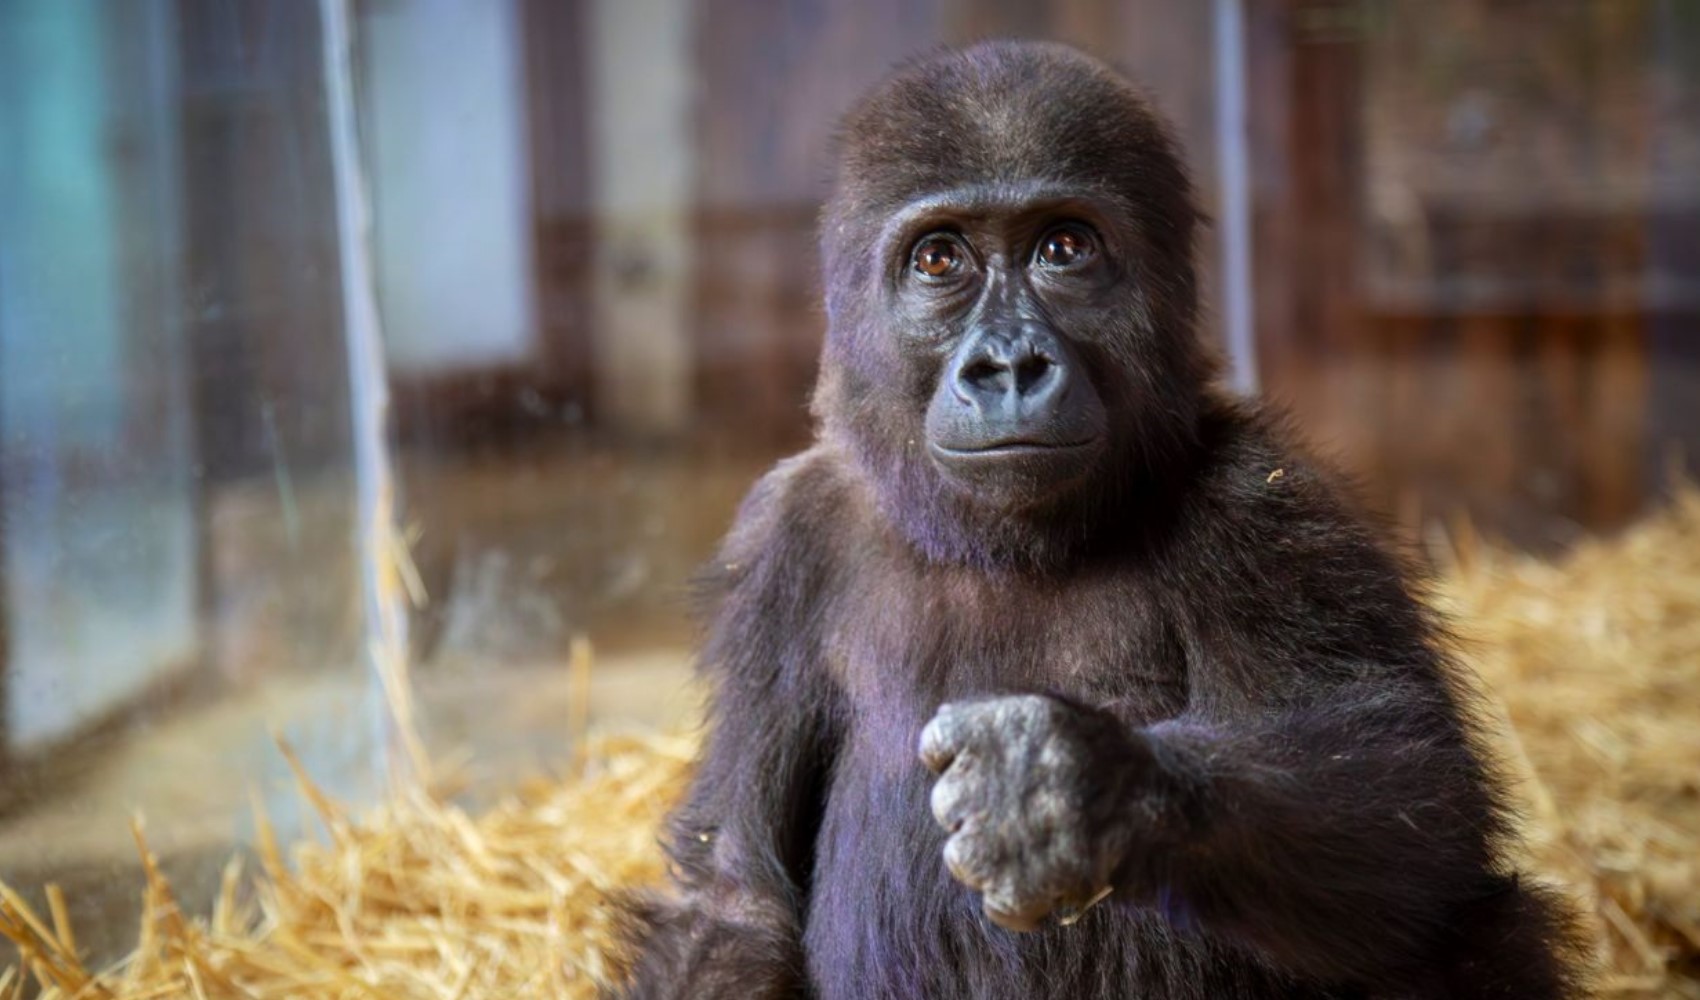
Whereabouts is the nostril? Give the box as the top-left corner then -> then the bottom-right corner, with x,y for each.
961,360 -> 1006,392
1014,354 -> 1054,395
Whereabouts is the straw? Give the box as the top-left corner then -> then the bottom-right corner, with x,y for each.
1435,488 -> 1700,997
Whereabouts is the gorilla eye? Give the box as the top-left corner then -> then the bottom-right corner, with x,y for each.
1036,226 -> 1095,269
911,235 -> 964,280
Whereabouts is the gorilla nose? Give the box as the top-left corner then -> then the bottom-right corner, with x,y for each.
926,321 -> 1105,460
952,330 -> 1068,415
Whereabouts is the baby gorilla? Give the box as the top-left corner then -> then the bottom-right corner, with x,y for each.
611,40 -> 1584,1000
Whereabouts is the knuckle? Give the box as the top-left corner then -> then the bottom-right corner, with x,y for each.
1012,693 -> 1054,719
918,720 -> 957,770
929,774 -> 970,829
932,701 -> 968,730
982,887 -> 1049,933
1032,696 -> 1071,731
942,831 -> 992,888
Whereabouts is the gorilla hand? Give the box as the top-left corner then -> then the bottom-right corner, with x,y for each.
919,695 -> 1159,931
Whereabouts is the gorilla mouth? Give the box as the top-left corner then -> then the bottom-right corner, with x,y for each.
927,437 -> 1106,500
930,438 -> 1100,458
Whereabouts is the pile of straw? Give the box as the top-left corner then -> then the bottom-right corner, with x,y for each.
1436,491 -> 1700,997
0,734 -> 694,999
3,492 -> 1698,998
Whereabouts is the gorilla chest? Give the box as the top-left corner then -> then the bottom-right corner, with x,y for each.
807,573 -> 1209,998
803,573 -> 1206,996
827,567 -> 1189,772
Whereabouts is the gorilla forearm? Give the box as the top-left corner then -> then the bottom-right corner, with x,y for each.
612,465 -> 842,998
615,898 -> 804,1000
924,678 -> 1509,985
1127,688 -> 1504,982
614,699 -> 826,998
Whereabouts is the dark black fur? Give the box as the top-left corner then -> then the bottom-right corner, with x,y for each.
610,41 -> 1586,999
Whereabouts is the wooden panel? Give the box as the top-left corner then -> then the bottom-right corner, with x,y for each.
1644,2 -> 1700,479
1248,0 -> 1673,542
388,0 -> 595,449
521,0 -> 595,409
689,0 -> 948,446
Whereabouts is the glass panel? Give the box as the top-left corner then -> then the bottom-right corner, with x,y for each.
0,0 -> 374,962
0,1 -> 197,753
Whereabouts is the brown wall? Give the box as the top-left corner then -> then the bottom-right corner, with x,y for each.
410,0 -> 1699,542
1250,0 -> 1696,542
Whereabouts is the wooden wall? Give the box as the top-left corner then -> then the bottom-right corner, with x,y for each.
1251,0 -> 1697,543
425,0 -> 1698,541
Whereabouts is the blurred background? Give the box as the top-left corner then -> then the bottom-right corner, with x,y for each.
1,0 -> 1696,966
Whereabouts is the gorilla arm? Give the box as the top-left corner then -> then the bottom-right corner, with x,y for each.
919,465 -> 1543,988
614,469 -> 842,1000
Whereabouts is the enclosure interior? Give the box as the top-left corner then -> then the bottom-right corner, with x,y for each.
0,0 -> 1696,963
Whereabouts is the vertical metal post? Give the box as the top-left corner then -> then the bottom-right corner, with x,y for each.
0,285 -> 10,773
318,0 -> 427,785
1214,0 -> 1259,395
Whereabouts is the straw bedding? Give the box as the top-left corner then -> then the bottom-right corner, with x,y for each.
3,493 -> 1698,998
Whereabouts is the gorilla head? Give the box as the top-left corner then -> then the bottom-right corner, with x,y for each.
814,41 -> 1216,571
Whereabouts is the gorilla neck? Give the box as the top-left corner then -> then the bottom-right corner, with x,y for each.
907,483 -> 1115,575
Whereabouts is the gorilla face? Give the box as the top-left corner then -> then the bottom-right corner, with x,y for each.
815,42 -> 1214,569
893,185 -> 1119,509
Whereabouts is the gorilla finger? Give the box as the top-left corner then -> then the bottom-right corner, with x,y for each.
918,708 -> 965,772
928,769 -> 977,831
982,893 -> 1051,934
941,831 -> 993,890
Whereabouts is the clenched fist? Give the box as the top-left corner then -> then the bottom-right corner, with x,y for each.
919,694 -> 1159,931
